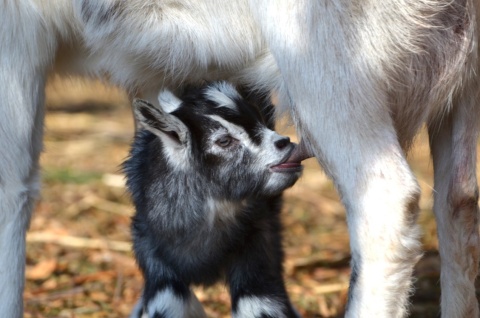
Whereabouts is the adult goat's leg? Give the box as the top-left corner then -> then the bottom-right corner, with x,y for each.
297,104 -> 421,318
0,67 -> 46,317
0,3 -> 52,316
428,92 -> 480,317
250,2 -> 422,316
295,96 -> 422,318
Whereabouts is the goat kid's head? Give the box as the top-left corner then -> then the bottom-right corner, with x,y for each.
132,82 -> 303,198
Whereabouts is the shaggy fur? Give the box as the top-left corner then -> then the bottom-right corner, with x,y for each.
1,0 -> 479,317
124,83 -> 301,317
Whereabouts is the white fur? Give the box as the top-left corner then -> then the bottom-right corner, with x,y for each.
158,90 -> 182,113
234,296 -> 286,318
145,288 -> 206,318
206,114 -> 288,167
204,82 -> 241,110
2,0 -> 480,317
133,99 -> 191,171
205,198 -> 245,228
129,300 -> 146,318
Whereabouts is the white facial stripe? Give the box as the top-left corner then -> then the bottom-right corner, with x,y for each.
206,115 -> 292,170
204,82 -> 241,110
258,128 -> 290,166
158,89 -> 182,113
263,128 -> 281,146
234,296 -> 286,318
206,114 -> 261,153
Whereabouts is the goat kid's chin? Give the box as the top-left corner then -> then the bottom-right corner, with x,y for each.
263,167 -> 302,196
263,142 -> 311,195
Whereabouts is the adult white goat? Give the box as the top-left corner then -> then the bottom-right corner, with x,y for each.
1,1 -> 479,317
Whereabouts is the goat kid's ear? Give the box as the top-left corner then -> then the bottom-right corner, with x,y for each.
132,99 -> 189,147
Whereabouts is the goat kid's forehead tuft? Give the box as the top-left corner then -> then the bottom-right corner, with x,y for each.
158,89 -> 182,113
203,82 -> 241,111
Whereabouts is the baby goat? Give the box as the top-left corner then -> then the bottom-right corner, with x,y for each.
123,82 -> 304,318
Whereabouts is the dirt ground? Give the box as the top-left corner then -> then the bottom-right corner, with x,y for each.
23,77 -> 478,317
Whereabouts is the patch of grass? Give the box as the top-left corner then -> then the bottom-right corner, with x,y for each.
43,168 -> 103,185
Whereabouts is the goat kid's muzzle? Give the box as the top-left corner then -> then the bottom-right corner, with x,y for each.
270,140 -> 314,173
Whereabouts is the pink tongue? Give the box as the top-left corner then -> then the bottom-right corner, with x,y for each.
275,162 -> 301,168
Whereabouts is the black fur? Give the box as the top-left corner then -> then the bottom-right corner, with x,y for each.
124,83 -> 300,317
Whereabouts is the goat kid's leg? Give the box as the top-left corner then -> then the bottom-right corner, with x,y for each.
129,299 -> 144,318
133,288 -> 205,318
228,211 -> 299,318
135,259 -> 206,318
137,283 -> 205,318
428,94 -> 480,317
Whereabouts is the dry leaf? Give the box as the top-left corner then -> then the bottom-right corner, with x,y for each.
26,259 -> 57,280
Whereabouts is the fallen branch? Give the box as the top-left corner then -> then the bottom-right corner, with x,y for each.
64,193 -> 132,217
289,254 -> 351,273
313,282 -> 349,294
27,232 -> 131,252
25,286 -> 85,304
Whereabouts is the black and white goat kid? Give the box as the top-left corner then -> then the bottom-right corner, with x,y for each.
123,82 -> 303,318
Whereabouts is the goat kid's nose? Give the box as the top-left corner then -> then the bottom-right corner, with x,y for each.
274,137 -> 291,150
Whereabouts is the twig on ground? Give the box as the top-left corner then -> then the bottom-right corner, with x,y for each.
25,286 -> 85,304
27,232 -> 131,252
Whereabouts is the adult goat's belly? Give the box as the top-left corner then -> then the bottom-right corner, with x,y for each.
64,0 -> 273,90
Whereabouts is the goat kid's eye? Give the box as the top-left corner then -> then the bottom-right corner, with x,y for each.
216,136 -> 233,148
